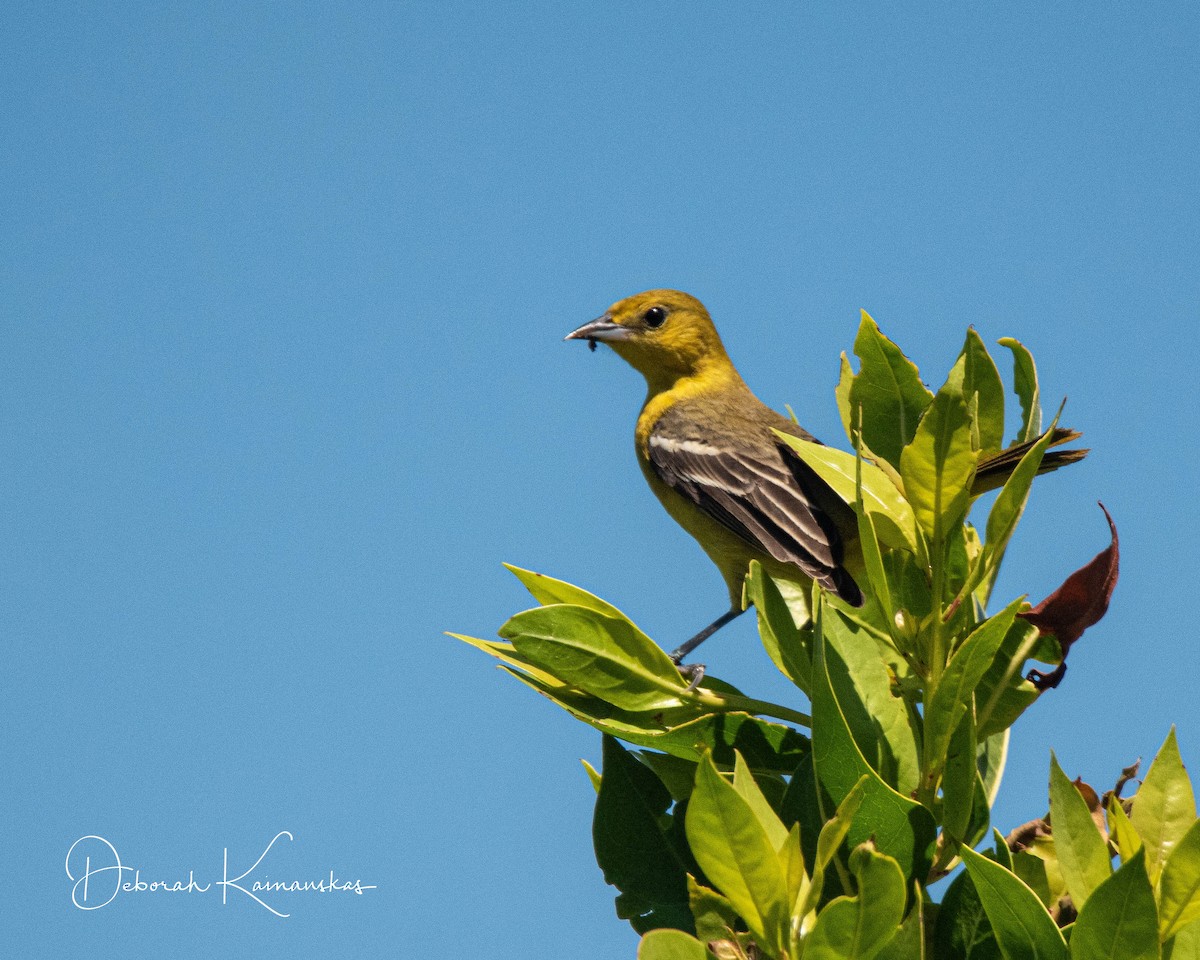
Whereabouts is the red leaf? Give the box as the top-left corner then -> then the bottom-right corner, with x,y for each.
1018,503 -> 1119,690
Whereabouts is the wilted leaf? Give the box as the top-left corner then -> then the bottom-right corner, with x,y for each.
1018,504 -> 1119,690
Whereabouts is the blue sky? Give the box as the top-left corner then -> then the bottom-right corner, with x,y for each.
3,2 -> 1198,956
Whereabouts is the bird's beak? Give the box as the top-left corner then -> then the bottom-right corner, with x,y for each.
563,314 -> 633,345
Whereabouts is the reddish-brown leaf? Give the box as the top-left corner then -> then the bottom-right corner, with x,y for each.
1018,502 -> 1119,690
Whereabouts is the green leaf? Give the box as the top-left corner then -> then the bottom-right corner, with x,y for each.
954,418 -> 1059,608
823,605 -> 922,795
1160,819 -> 1200,940
499,662 -> 808,770
837,351 -> 857,442
1108,796 -> 1143,865
811,602 -> 937,884
502,604 -> 685,711
637,928 -> 714,960
876,886 -> 926,960
504,563 -> 630,619
848,310 -> 934,469
1132,729 -> 1197,885
925,601 -> 1022,787
944,703 -> 979,842
1166,919 -> 1200,959
1069,848 -> 1159,960
775,432 -> 920,554
594,737 -> 694,935
960,844 -> 1069,960
733,751 -> 789,853
998,338 -> 1042,444
685,754 -> 789,950
797,776 -> 869,920
974,618 -> 1048,739
900,381 -> 980,544
687,874 -> 739,945
957,328 -> 1006,454
583,758 -> 602,792
746,561 -> 812,693
1049,753 -> 1113,910
933,867 -> 1003,960
805,842 -> 908,960
637,752 -> 699,803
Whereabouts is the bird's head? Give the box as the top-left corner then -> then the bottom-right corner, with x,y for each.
565,289 -> 733,389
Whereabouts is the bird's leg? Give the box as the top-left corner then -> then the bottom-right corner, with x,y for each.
669,606 -> 747,689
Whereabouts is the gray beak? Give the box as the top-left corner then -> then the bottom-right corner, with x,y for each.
564,315 -> 633,346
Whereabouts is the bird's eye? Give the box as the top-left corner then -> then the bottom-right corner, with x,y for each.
644,306 -> 667,328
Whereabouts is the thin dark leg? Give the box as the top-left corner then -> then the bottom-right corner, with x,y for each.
669,605 -> 747,664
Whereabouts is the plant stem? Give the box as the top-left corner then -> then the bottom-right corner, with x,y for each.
694,689 -> 812,728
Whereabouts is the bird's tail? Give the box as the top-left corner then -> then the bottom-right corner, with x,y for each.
970,428 -> 1088,497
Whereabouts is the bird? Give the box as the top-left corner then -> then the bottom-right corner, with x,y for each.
565,289 -> 1084,665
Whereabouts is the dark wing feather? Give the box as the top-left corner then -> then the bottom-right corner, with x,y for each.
646,431 -> 862,605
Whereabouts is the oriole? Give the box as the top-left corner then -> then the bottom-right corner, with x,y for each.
566,289 -> 1082,663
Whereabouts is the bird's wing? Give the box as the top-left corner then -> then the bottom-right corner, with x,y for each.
646,430 -> 860,603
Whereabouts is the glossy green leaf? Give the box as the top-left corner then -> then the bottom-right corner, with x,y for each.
805,842 -> 907,960
811,603 -> 937,883
954,419 -> 1058,607
1049,753 -> 1113,909
823,605 -> 921,795
900,382 -> 980,543
685,754 -> 788,950
583,758 -> 602,792
981,729 -> 1011,808
594,737 -> 694,935
876,886 -> 926,960
797,776 -> 869,920
960,844 -> 1068,960
637,752 -> 698,803
837,351 -> 857,442
687,874 -> 739,945
998,338 -> 1042,444
975,618 -> 1048,739
1132,729 -> 1197,885
745,562 -> 812,693
1108,796 -> 1142,865
933,867 -> 1003,960
956,328 -> 1006,454
497,663 -> 808,771
848,310 -> 934,469
944,703 -> 979,842
733,751 -> 789,853
775,432 -> 919,554
1166,920 -> 1200,959
1069,848 -> 1159,960
1160,819 -> 1200,940
504,563 -> 630,619
636,928 -> 714,960
502,604 -> 685,710
925,601 -> 1022,786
